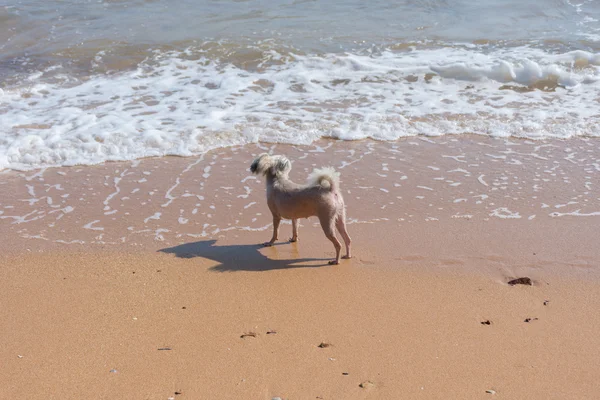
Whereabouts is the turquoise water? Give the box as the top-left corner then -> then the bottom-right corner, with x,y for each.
3,0 -> 599,57
1,0 -> 599,170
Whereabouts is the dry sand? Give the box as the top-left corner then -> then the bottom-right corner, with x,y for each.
1,136 -> 599,399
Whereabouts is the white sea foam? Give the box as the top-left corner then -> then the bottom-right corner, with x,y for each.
1,46 -> 600,170
83,220 -> 104,231
550,210 -> 600,218
490,207 -> 522,219
144,212 -> 162,224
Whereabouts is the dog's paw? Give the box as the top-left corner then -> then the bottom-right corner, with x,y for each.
328,260 -> 339,265
263,242 -> 275,247
342,255 -> 352,260
289,237 -> 298,243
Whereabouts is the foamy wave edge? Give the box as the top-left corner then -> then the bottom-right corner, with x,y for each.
1,45 -> 599,171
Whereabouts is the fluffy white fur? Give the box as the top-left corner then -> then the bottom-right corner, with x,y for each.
250,153 -> 352,265
307,167 -> 340,190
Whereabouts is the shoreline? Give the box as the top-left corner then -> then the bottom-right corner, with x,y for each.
1,136 -> 598,278
1,136 -> 600,398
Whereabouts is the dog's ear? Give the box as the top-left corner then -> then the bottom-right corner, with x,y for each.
273,157 -> 291,175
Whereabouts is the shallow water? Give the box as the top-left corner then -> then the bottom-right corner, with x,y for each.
1,0 -> 600,170
1,137 -> 598,254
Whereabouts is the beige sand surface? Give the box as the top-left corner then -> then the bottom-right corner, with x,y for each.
2,246 -> 600,400
1,137 -> 599,399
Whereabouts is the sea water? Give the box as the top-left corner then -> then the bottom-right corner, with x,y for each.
1,0 -> 599,170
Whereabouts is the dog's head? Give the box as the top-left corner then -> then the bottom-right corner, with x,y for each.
250,153 -> 291,178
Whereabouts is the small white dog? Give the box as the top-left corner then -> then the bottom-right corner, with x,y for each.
250,153 -> 352,265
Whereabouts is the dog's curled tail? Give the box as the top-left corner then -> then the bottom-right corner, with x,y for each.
308,167 -> 340,190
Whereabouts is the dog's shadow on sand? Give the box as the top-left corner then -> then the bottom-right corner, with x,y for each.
158,240 -> 330,272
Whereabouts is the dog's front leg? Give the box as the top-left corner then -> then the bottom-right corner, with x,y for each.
290,219 -> 299,242
264,215 -> 281,246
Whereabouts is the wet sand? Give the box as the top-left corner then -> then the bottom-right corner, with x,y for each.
1,136 -> 600,399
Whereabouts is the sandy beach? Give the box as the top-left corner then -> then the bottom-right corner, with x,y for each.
3,1 -> 600,398
1,136 -> 600,399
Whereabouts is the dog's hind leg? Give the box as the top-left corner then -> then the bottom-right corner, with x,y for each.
319,215 -> 341,265
336,213 -> 352,260
290,219 -> 299,242
264,215 -> 281,246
